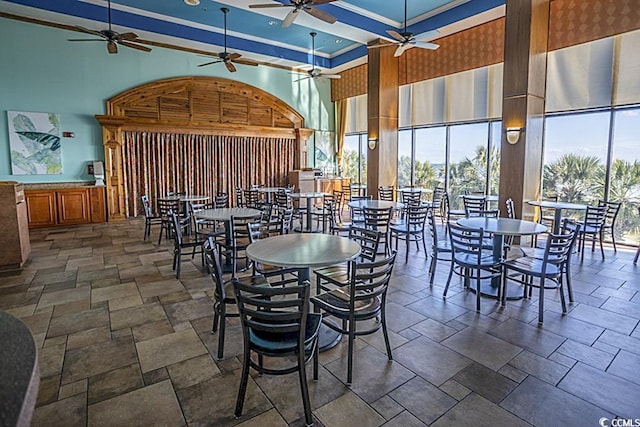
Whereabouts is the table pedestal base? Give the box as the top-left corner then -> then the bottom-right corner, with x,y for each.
318,320 -> 342,351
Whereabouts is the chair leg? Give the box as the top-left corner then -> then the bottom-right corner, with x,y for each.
443,262 -> 455,298
297,351 -> 314,427
429,255 -> 437,284
475,274 -> 481,312
175,248 -> 182,279
347,320 -> 355,385
599,231 -> 605,259
381,309 -> 392,361
217,305 -> 226,359
538,278 -> 545,323
405,235 -> 410,263
144,220 -> 150,241
559,278 -> 567,313
211,302 -> 220,333
634,245 -> 640,264
234,347 -> 251,419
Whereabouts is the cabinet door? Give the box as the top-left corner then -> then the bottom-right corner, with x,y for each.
25,191 -> 56,228
56,190 -> 90,225
88,187 -> 106,223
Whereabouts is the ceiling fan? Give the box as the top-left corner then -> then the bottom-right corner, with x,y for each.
67,0 -> 151,54
198,8 -> 259,73
249,0 -> 338,28
369,0 -> 439,57
294,32 -> 340,80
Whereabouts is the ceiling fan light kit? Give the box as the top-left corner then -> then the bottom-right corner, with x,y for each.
294,32 -> 341,81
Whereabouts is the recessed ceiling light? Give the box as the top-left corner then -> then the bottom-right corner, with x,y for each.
268,20 -> 278,26
335,39 -> 342,44
184,0 -> 200,5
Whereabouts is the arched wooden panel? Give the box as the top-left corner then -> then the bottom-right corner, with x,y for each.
96,76 -> 313,221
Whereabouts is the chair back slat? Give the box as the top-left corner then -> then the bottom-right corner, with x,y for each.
401,191 -> 422,207
378,186 -> 394,201
349,226 -> 382,262
462,196 -> 486,217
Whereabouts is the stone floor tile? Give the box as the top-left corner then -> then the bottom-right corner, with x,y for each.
61,336 -> 138,384
324,345 -> 414,403
600,297 -> 640,319
20,311 -> 52,335
51,299 -> 91,318
177,372 -> 272,426
606,350 -> 640,386
439,379 -> 472,401
382,411 -> 427,427
47,306 -> 109,338
87,363 -> 144,404
442,328 -> 523,371
382,301 -> 427,332
502,375 -> 612,426
32,393 -> 87,427
108,294 -> 143,311
236,408 -> 288,427
405,296 -> 469,323
58,378 -> 87,400
410,318 -> 458,342
507,350 -> 570,385
556,339 -> 615,371
137,278 -> 185,299
166,354 -> 221,390
90,282 -> 139,304
38,343 -> 66,378
88,380 -> 184,426
142,367 -> 170,386
389,376 -> 457,424
547,351 -> 577,368
488,318 -> 566,358
66,325 -> 111,350
358,320 -> 409,353
109,302 -> 167,331
534,314 -> 605,345
136,328 -> 208,372
370,395 -> 404,421
393,336 -> 472,386
164,297 -> 213,325
497,364 -> 528,383
432,393 -> 530,427
558,362 -> 640,419
567,304 -> 638,335
131,319 -> 175,343
315,391 -> 385,427
36,375 -> 60,407
597,329 -> 640,355
37,287 -> 90,310
452,363 -> 518,403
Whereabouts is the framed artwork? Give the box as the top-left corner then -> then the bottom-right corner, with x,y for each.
8,111 -> 62,175
314,130 -> 336,174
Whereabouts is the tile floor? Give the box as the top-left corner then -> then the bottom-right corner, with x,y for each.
2,219 -> 640,426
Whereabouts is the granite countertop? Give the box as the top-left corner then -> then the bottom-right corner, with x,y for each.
23,182 -> 96,190
0,311 -> 39,427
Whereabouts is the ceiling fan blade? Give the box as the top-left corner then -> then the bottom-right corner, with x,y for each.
226,52 -> 241,61
249,3 -> 287,8
225,61 -> 237,73
394,43 -> 411,57
311,0 -> 338,4
107,41 -> 118,54
386,30 -> 406,42
319,73 -> 341,79
414,41 -> 440,51
415,29 -> 440,41
117,32 -> 139,41
119,40 -> 152,52
281,9 -> 298,28
198,60 -> 222,67
74,26 -> 105,38
305,7 -> 337,24
233,58 -> 259,66
68,38 -> 105,42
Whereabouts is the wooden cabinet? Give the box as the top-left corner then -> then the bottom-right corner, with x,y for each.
25,186 -> 106,228
25,191 -> 57,227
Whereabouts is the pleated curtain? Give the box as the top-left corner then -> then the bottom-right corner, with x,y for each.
122,131 -> 296,217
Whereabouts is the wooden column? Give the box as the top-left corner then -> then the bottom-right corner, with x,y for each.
367,43 -> 399,198
499,0 -> 550,221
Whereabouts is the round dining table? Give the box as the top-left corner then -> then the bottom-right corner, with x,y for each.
290,192 -> 327,232
457,217 -> 547,299
527,200 -> 587,233
247,233 -> 361,350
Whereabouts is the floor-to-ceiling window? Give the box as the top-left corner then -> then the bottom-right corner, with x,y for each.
342,133 -> 367,185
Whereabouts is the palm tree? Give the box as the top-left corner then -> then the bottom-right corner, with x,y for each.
543,154 -> 604,203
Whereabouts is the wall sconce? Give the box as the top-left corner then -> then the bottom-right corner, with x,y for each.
368,137 -> 378,150
506,127 -> 522,145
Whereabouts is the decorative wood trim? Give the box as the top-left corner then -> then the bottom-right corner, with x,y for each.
96,76 -> 311,220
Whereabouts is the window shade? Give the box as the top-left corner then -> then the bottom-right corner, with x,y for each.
614,29 -> 640,106
345,94 -> 367,133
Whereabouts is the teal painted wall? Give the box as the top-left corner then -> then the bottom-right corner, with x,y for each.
0,17 -> 334,183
